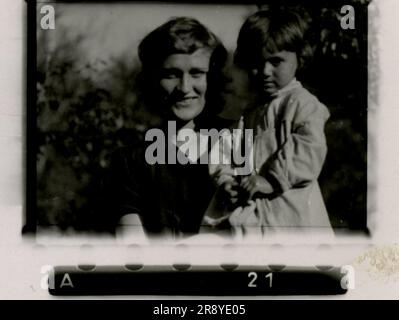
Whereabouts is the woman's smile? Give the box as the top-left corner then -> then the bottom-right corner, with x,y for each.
175,96 -> 199,107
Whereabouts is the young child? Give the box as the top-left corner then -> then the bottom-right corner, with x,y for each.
203,8 -> 332,237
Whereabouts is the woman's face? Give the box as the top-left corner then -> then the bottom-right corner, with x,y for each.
159,48 -> 211,122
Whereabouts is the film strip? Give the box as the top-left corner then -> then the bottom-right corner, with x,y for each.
46,265 -> 351,296
28,0 -> 371,299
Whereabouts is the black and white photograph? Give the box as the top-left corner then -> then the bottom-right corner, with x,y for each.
1,0 -> 399,300
30,0 -> 369,242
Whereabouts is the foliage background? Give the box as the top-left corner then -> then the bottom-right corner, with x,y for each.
35,0 -> 370,232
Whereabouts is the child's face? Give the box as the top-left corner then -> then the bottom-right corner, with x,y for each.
250,50 -> 298,96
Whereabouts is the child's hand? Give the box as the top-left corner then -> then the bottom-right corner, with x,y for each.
240,175 -> 273,200
210,166 -> 240,204
211,165 -> 235,186
222,179 -> 239,204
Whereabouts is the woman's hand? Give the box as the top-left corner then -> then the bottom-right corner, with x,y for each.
240,174 -> 274,200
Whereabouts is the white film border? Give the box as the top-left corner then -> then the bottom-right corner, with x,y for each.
0,0 -> 398,298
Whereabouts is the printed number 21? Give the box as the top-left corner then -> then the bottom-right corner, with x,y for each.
248,272 -> 273,288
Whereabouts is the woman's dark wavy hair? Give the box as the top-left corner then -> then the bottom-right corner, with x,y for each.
137,17 -> 227,121
234,8 -> 313,73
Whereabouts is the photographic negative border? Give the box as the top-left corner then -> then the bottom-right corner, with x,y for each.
22,0 -> 384,297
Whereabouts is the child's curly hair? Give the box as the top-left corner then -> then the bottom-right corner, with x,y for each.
234,8 -> 313,73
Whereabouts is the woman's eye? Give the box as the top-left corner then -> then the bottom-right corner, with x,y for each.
270,59 -> 283,67
161,70 -> 179,79
190,70 -> 206,78
163,73 -> 177,79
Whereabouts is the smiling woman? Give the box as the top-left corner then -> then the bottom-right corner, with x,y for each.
99,17 -> 233,238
